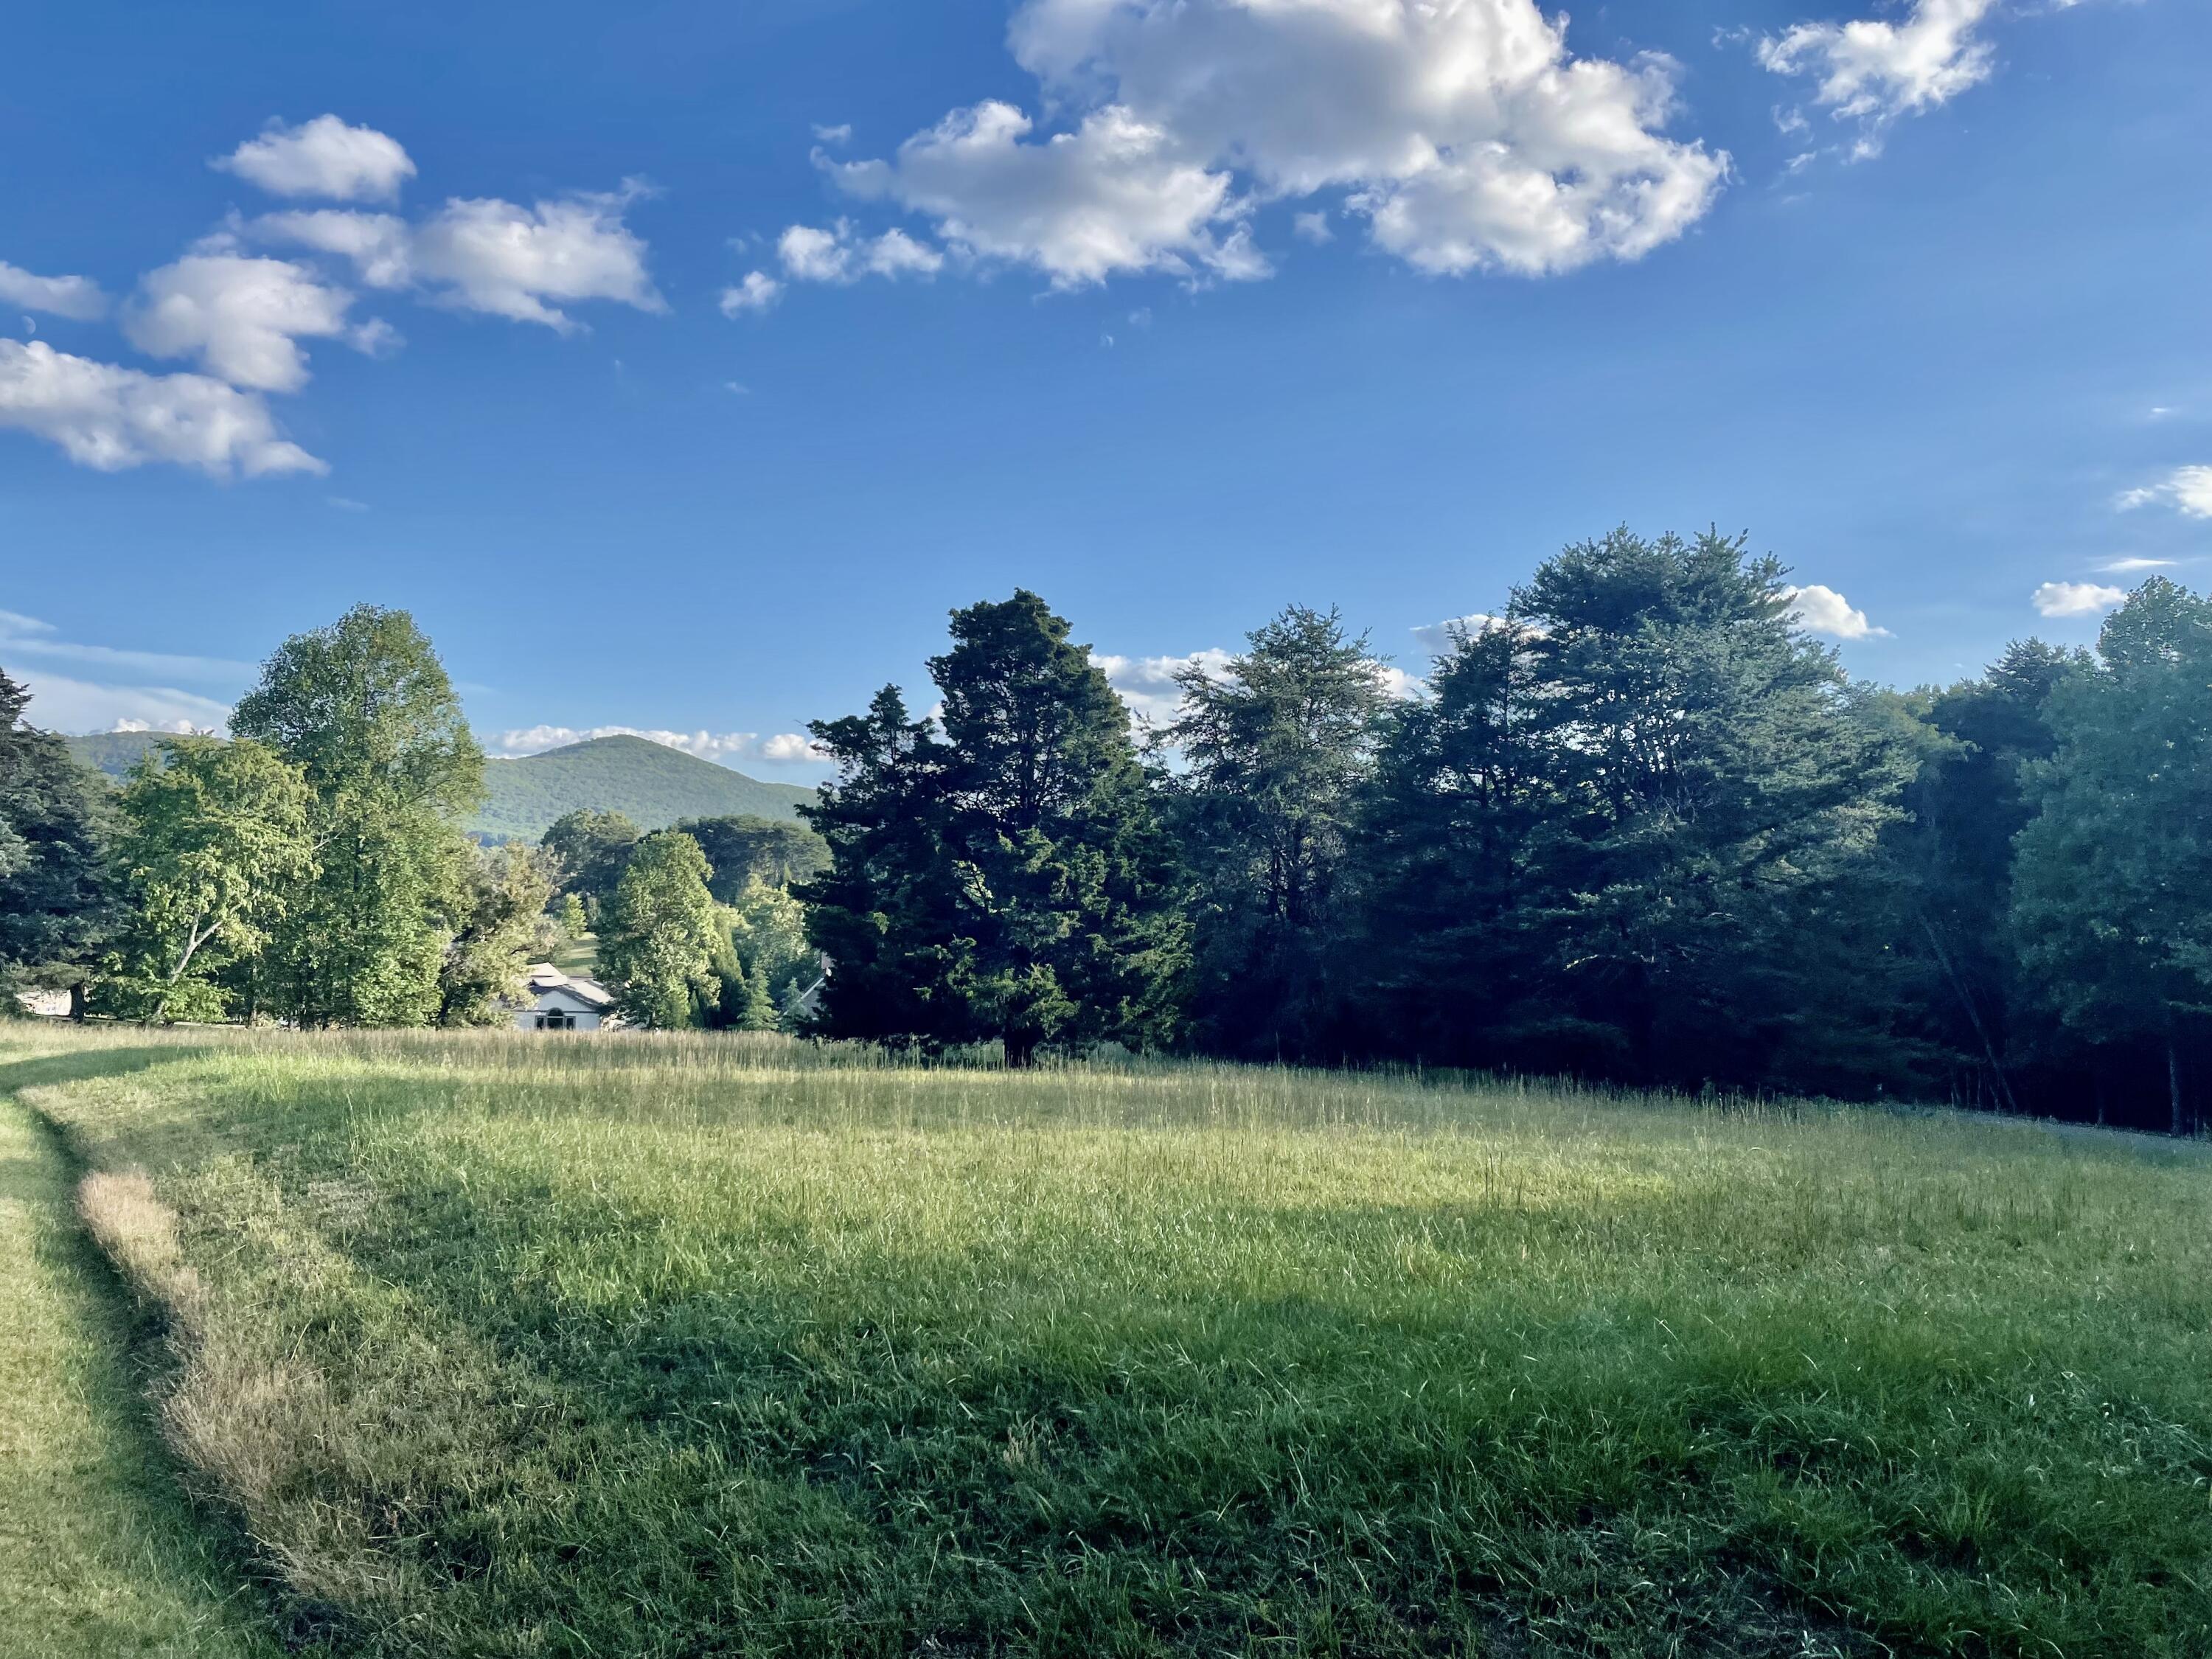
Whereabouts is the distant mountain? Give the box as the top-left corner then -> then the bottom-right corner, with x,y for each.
475,735 -> 815,841
63,730 -> 167,779
65,730 -> 815,843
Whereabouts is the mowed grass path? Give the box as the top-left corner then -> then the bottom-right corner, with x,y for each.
8,1028 -> 2212,1658
0,1089 -> 282,1659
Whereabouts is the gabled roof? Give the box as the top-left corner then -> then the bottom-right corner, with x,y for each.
523,963 -> 616,1009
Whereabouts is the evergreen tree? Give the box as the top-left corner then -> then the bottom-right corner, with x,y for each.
1156,606 -> 1390,1058
100,737 -> 314,1024
2012,580 -> 2212,1133
1882,641 -> 2080,1111
232,605 -> 486,1027
600,832 -> 722,1029
0,666 -> 116,1012
803,592 -> 1184,1063
1506,529 -> 1912,1086
1356,618 -> 1556,1065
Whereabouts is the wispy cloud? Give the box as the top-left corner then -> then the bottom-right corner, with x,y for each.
0,610 -> 251,684
2116,465 -> 2212,519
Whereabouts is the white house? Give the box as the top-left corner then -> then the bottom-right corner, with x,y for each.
513,964 -> 616,1031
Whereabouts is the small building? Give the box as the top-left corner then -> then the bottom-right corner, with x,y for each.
513,964 -> 616,1032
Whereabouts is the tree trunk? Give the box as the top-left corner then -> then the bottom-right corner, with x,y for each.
2169,1037 -> 2185,1138
68,981 -> 86,1023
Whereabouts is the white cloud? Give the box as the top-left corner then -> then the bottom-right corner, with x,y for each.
0,260 -> 107,321
813,122 -> 855,145
1091,647 -> 1234,726
2099,556 -> 2174,573
832,102 -> 1267,288
4,667 -> 232,735
1292,211 -> 1334,245
2032,581 -> 2128,619
122,254 -> 386,392
1410,613 -> 1505,655
212,114 -> 417,203
0,339 -> 324,477
2115,465 -> 2212,519
720,271 -> 783,316
1784,582 -> 1889,639
1759,0 -> 2000,149
776,220 -> 945,283
252,187 -> 661,331
488,725 -> 821,765
818,0 -> 1725,288
0,611 -> 250,684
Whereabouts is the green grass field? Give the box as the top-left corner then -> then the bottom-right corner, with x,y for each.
5,1026 -> 2211,1658
0,1090 -> 283,1658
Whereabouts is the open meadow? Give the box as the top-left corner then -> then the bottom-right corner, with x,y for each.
5,1025 -> 2211,1658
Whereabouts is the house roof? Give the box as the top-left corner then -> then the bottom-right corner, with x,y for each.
523,963 -> 615,1008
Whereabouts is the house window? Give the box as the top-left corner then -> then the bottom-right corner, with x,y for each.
542,1006 -> 571,1030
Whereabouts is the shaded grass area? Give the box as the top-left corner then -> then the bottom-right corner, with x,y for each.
0,1088 -> 287,1659
10,1026 -> 2212,1657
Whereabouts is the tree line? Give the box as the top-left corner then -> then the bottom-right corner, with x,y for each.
796,532 -> 2211,1132
0,605 -> 825,1034
4,529 -> 2208,1132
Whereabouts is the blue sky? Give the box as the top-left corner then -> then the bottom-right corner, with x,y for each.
2,0 -> 2206,775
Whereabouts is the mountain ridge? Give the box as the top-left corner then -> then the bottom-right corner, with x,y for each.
61,731 -> 815,841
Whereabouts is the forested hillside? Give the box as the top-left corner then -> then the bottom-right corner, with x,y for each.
473,735 -> 813,841
66,730 -> 815,842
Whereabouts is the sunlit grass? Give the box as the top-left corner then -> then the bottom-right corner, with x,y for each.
7,1025 -> 2211,1657
0,1091 -> 284,1658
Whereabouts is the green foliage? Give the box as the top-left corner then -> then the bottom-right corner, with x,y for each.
1354,530 -> 1916,1090
231,605 -> 485,1028
439,844 -> 558,1026
1156,606 -> 1390,1057
0,667 -> 117,999
674,813 -> 830,902
804,592 -> 1186,1063
540,807 -> 642,911
599,831 -> 723,1029
99,737 -> 315,1024
474,734 -> 813,842
557,891 -> 588,939
725,876 -> 815,1008
20,1026 -> 2212,1657
2013,581 -> 2212,1130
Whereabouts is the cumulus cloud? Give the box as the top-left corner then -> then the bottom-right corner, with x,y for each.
2116,465 -> 2212,519
213,114 -> 417,202
251,187 -> 662,331
1091,647 -> 1234,726
2032,581 -> 2128,619
0,260 -> 107,321
0,339 -> 324,476
1410,613 -> 1506,655
1760,0 -> 2006,153
777,220 -> 945,283
122,254 -> 388,392
815,0 -> 1724,288
720,271 -> 783,315
1784,583 -> 1889,639
489,725 -> 822,765
1293,211 -> 1334,245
